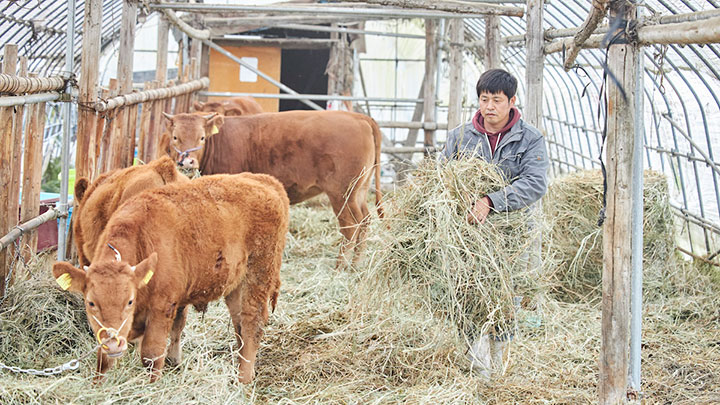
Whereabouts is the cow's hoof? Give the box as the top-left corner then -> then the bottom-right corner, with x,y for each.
238,368 -> 255,384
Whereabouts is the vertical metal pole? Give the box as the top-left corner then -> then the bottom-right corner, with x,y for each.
629,40 -> 645,394
58,0 -> 77,261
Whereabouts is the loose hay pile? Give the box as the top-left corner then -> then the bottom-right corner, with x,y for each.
1,166 -> 718,404
543,169 -> 676,302
361,158 -> 546,344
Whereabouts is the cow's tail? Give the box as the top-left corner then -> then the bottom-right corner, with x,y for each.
366,115 -> 384,218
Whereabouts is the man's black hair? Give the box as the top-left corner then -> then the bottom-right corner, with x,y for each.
475,68 -> 517,99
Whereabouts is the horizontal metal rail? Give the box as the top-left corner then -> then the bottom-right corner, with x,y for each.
545,138 -> 600,164
645,145 -> 720,167
669,202 -> 720,235
377,121 -> 448,130
545,116 -> 603,134
199,91 -> 423,104
0,91 -> 62,107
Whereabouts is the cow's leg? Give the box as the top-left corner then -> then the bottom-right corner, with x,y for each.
225,284 -> 268,384
329,196 -> 363,269
351,191 -> 372,264
140,307 -> 175,382
166,305 -> 188,367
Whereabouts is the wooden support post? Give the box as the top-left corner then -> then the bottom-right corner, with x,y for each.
525,0 -> 545,313
525,0 -> 544,129
76,0 -> 102,181
118,0 -> 137,168
485,14 -> 501,69
599,3 -> 638,404
21,75 -> 47,258
0,44 -> 18,288
9,58 -> 27,242
138,82 -> 151,162
447,18 -> 464,130
127,104 -> 139,166
423,19 -> 438,153
100,79 -> 119,173
157,15 -> 169,84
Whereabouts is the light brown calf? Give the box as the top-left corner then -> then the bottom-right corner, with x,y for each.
73,156 -> 189,267
160,110 -> 383,267
53,173 -> 289,383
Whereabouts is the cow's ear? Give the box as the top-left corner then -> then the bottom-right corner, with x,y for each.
206,115 -> 224,137
132,252 -> 158,288
52,261 -> 86,293
157,132 -> 171,159
74,177 -> 89,203
224,106 -> 242,117
193,101 -> 205,112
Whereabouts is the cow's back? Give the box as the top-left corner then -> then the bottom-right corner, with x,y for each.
102,173 -> 289,307
74,157 -> 189,265
201,110 -> 376,204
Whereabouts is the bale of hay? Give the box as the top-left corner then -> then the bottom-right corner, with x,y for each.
361,157 -> 546,343
543,169 -> 675,302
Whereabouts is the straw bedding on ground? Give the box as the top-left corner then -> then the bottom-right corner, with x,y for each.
0,162 -> 718,404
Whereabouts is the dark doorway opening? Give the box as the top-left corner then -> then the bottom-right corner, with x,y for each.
280,48 -> 329,111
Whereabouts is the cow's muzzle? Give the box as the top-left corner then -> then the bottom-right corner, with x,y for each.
96,327 -> 128,357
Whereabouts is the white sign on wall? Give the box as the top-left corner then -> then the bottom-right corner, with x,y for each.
239,57 -> 258,82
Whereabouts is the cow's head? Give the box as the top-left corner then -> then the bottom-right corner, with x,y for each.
193,100 -> 225,114
52,249 -> 158,358
163,112 -> 224,169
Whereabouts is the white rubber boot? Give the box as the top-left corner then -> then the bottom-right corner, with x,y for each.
468,334 -> 492,381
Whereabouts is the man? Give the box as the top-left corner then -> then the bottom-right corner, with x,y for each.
442,68 -> 549,378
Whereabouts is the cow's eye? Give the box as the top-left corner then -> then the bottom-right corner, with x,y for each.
128,300 -> 134,307
200,136 -> 205,141
88,301 -> 95,307
172,136 -> 177,141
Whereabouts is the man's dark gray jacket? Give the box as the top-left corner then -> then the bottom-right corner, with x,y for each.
441,118 -> 549,212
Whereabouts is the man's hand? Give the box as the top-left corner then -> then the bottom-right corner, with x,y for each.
467,196 -> 492,225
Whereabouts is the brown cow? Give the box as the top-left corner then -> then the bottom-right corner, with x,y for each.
160,110 -> 383,267
73,156 -> 189,267
193,96 -> 263,116
52,173 -> 289,383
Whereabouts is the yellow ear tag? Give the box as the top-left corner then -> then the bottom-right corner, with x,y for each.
56,273 -> 72,290
211,125 -> 219,135
143,270 -> 154,285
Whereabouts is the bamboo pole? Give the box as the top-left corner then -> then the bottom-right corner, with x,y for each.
423,19 -> 438,154
93,77 -> 210,112
75,0 -> 102,181
0,74 -> 65,93
21,77 -> 47,258
599,3 -> 637,404
545,15 -> 720,54
0,44 -> 18,292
